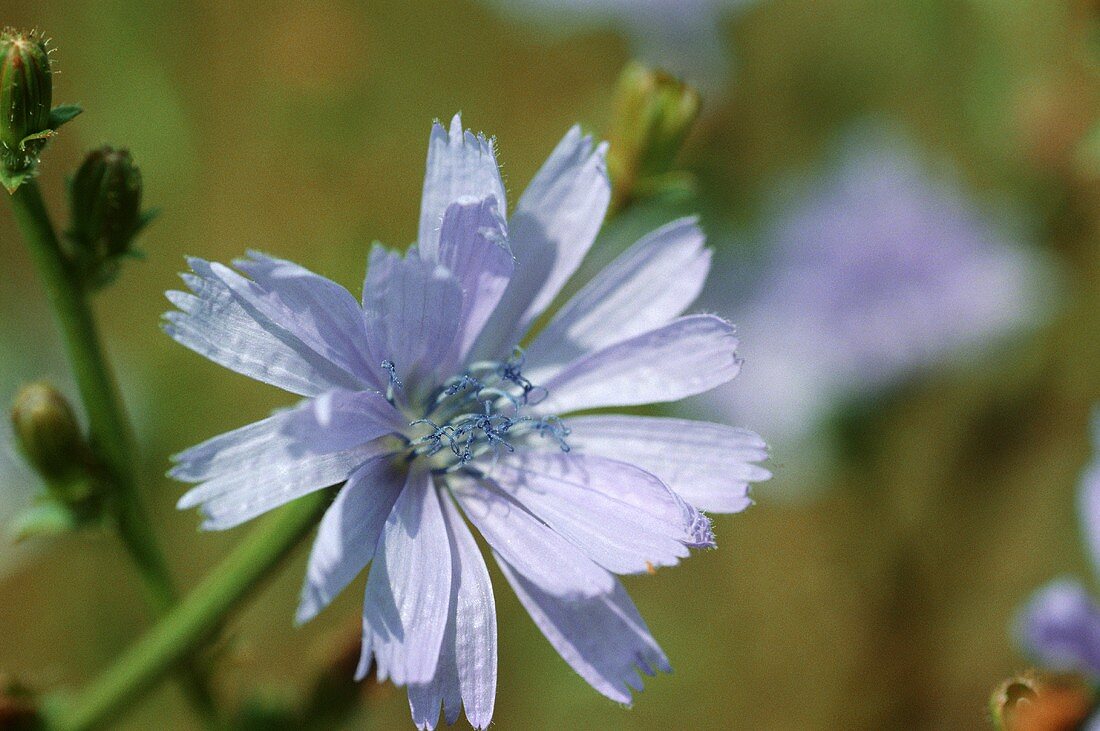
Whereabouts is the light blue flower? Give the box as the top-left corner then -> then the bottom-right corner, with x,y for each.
165,114 -> 769,729
708,135 -> 1047,450
1018,413 -> 1100,678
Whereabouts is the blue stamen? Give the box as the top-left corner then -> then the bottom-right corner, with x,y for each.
381,360 -> 402,387
409,346 -> 571,468
498,347 -> 543,405
381,360 -> 403,404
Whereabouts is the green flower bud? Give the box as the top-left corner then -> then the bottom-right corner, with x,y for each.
65,146 -> 154,286
0,28 -> 81,193
9,383 -> 103,539
10,382 -> 89,486
607,61 -> 701,212
0,29 -> 52,170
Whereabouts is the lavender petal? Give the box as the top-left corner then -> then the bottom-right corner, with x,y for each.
418,114 -> 507,260
434,197 -> 514,367
164,258 -> 361,396
450,474 -> 615,598
525,217 -> 710,375
1018,579 -> 1100,677
497,556 -> 670,705
358,469 -> 452,686
490,452 -> 705,573
296,455 -> 407,625
472,126 -> 610,360
565,415 -> 770,513
538,314 -> 741,414
361,245 -> 464,392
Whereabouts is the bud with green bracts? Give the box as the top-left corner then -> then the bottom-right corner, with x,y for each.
606,61 -> 701,212
9,382 -> 104,539
0,28 -> 82,194
65,146 -> 156,287
0,29 -> 51,170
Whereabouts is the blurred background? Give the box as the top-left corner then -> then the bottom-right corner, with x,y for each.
2,0 -> 1099,728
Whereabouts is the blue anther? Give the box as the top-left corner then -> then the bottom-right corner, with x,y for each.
498,348 -> 540,404
381,360 -> 403,388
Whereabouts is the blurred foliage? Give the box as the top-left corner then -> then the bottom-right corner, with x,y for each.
2,0 -> 1100,728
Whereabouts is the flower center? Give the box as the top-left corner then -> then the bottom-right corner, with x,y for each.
388,349 -> 570,472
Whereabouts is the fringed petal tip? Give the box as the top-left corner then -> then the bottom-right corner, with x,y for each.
431,113 -> 498,159
685,510 -> 716,549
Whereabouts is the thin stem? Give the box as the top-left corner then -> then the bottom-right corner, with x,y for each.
7,181 -> 219,722
45,491 -> 331,731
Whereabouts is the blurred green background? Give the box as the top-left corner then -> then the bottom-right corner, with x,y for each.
3,0 -> 1100,728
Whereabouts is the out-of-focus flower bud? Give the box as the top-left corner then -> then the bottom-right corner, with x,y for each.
990,671 -> 1093,731
11,382 -> 88,485
65,147 -> 155,287
0,28 -> 81,193
9,382 -> 103,539
607,61 -> 701,212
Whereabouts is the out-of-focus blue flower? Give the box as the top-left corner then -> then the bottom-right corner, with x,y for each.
1019,579 -> 1100,677
487,0 -> 755,90
1018,414 -> 1100,678
705,136 -> 1047,453
165,114 -> 769,729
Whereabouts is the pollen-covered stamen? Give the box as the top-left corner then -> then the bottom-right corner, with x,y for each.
496,347 -> 547,405
450,401 -> 517,462
380,360 -> 402,403
407,348 -> 571,470
531,414 -> 571,453
442,374 -> 484,399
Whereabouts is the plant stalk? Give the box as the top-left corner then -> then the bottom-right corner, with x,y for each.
8,180 -> 219,723
46,492 -> 330,731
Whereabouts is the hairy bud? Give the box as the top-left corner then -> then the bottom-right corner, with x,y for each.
0,28 -> 81,193
0,29 -> 52,169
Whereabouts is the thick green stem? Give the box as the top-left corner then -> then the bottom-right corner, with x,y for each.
7,181 -> 218,722
46,491 -> 330,731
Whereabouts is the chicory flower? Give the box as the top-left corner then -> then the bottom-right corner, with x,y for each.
165,114 -> 769,729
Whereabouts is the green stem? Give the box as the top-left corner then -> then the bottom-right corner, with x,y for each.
7,181 -> 218,723
45,491 -> 330,731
